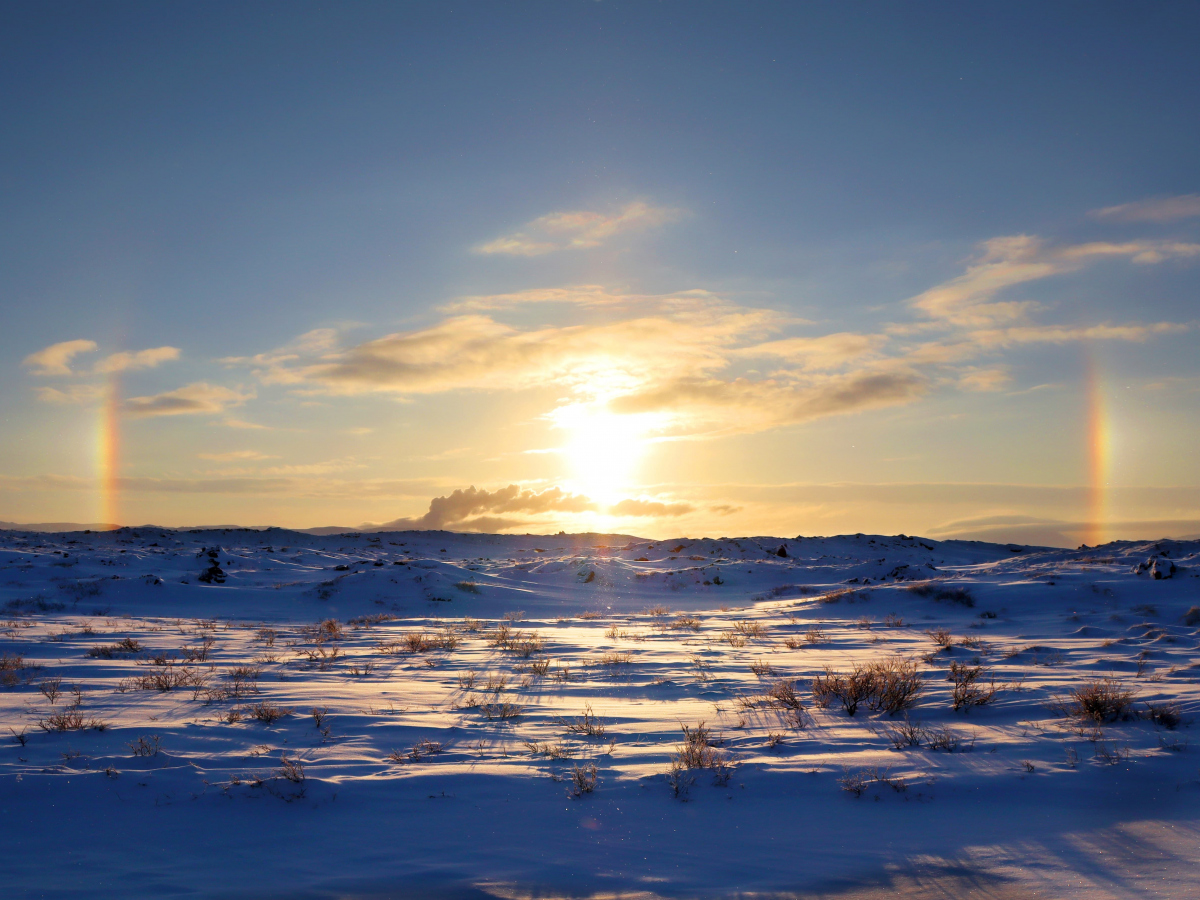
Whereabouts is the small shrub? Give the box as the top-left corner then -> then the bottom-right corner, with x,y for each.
128,735 -> 161,757
390,739 -> 443,762
38,707 -> 106,732
804,626 -> 827,645
483,673 -> 507,693
865,657 -> 921,714
750,659 -> 774,677
733,620 -> 767,638
481,702 -> 522,720
668,721 -> 733,792
766,679 -> 804,711
926,628 -> 953,648
881,715 -> 924,749
924,724 -> 968,751
1059,678 -> 1135,723
838,768 -> 871,797
910,584 -> 975,607
250,702 -> 293,724
278,753 -> 305,784
811,665 -> 874,716
1093,742 -> 1130,765
556,704 -> 605,737
949,662 -> 999,712
39,676 -> 63,704
569,762 -> 598,797
1143,701 -> 1182,730
86,637 -> 143,659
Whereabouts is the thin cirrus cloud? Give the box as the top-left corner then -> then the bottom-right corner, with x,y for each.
254,291 -> 779,399
34,384 -> 108,405
124,383 -> 253,418
1091,194 -> 1200,223
23,339 -> 180,379
196,450 -> 278,462
475,201 -> 681,256
228,225 -> 1195,441
907,235 -> 1200,328
22,339 -> 99,376
93,346 -> 181,374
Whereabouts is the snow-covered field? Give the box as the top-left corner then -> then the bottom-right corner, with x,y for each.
1,527 -> 1197,899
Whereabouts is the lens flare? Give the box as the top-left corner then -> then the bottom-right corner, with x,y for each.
98,376 -> 121,527
1083,351 -> 1109,547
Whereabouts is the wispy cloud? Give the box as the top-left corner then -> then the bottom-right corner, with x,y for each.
93,346 -> 180,374
1091,194 -> 1200,223
125,383 -> 253,418
608,369 -> 928,436
476,201 -> 680,256
609,497 -> 694,517
228,236 -> 1193,443
34,384 -> 107,405
197,450 -> 278,462
23,339 -> 98,376
909,235 -> 1200,327
23,340 -> 181,377
264,296 -> 778,399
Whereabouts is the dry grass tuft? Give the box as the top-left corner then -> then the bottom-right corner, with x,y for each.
909,584 -> 975,607
481,701 -> 522,720
86,637 -> 143,658
1056,677 -> 1136,723
1143,701 -> 1182,729
278,753 -> 306,785
569,762 -> 598,796
668,722 -> 733,796
128,735 -> 161,757
556,703 -> 606,737
250,701 -> 293,724
926,628 -> 953,648
389,739 -> 443,762
750,659 -> 775,678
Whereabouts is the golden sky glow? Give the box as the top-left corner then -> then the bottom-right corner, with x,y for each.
4,9 -> 1200,546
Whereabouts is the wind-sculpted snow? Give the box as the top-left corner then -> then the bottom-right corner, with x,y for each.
0,526 -> 1198,899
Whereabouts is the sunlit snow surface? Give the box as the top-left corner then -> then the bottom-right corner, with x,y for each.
1,527 -> 1198,899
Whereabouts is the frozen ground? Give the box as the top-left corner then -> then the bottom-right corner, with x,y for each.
0,526 -> 1197,899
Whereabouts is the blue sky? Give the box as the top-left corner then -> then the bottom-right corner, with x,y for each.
2,2 -> 1199,544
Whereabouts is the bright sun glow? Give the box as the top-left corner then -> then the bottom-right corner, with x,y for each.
556,405 -> 657,507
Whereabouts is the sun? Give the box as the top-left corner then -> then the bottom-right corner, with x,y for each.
556,405 -> 655,507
